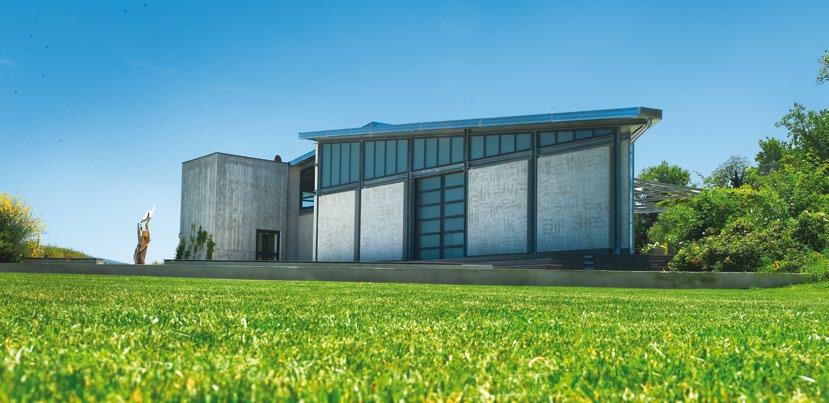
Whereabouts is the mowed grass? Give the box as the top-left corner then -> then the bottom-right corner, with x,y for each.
1,274 -> 828,401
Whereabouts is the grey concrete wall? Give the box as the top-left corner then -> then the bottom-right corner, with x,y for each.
467,160 -> 528,256
285,165 -> 301,260
213,154 -> 289,260
297,213 -> 314,261
180,154 -> 219,259
537,145 -> 611,252
359,181 -> 405,261
316,190 -> 356,261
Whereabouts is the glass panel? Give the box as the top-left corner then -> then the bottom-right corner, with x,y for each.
375,140 -> 385,178
340,141 -> 350,184
557,131 -> 574,143
444,201 -> 464,216
443,247 -> 464,258
350,142 -> 360,182
417,249 -> 440,260
386,140 -> 396,176
444,172 -> 464,188
444,217 -> 464,231
594,128 -> 613,136
451,136 -> 464,163
330,143 -> 340,186
419,234 -> 440,248
500,134 -> 515,154
418,219 -> 440,234
470,136 -> 484,160
444,231 -> 464,247
516,133 -> 531,150
413,138 -> 424,170
444,187 -> 464,202
418,205 -> 441,220
397,140 -> 407,173
321,143 -> 331,188
485,135 -> 499,157
418,190 -> 441,205
418,176 -> 441,191
438,137 -> 451,166
575,130 -> 593,140
425,138 -> 438,167
539,132 -> 556,147
364,141 -> 375,179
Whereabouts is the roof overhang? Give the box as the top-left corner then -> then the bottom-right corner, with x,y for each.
299,107 -> 661,141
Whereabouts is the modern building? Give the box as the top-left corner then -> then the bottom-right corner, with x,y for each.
179,107 -> 661,262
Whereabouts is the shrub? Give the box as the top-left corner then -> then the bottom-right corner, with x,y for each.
792,211 -> 829,252
0,193 -> 43,262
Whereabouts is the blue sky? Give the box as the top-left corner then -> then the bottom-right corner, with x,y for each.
1,1 -> 827,263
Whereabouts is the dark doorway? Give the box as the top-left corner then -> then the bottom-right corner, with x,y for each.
256,230 -> 280,261
414,172 -> 465,260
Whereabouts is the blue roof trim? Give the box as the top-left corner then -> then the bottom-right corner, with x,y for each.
299,107 -> 661,140
289,149 -> 315,166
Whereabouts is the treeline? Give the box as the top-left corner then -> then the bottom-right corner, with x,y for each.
638,51 -> 829,276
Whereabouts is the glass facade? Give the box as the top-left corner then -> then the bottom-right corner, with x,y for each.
320,142 -> 360,188
538,128 -> 613,147
414,172 -> 465,260
412,136 -> 464,170
364,139 -> 408,180
469,133 -> 531,160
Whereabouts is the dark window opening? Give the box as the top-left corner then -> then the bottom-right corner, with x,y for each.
256,230 -> 280,261
300,166 -> 315,210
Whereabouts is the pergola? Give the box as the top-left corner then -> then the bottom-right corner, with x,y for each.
633,178 -> 701,214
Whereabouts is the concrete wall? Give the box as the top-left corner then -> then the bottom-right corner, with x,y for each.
467,160 -> 528,256
359,181 -> 405,261
316,190 -> 356,261
180,153 -> 289,261
180,154 -> 218,259
536,145 -> 610,252
297,213 -> 314,261
618,138 -> 631,252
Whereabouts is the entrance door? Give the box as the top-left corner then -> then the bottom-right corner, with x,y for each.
256,230 -> 280,261
414,172 -> 465,260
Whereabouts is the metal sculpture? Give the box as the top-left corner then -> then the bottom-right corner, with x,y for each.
133,206 -> 154,264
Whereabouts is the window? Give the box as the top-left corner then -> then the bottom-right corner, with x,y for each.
320,142 -> 360,188
469,133 -> 531,160
414,172 -> 465,260
256,230 -> 280,261
538,128 -> 613,147
364,139 -> 408,180
412,136 -> 463,170
299,166 -> 315,210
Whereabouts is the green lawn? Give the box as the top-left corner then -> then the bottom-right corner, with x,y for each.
1,273 -> 827,401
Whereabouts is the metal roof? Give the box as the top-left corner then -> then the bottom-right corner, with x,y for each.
289,149 -> 315,166
299,107 -> 661,140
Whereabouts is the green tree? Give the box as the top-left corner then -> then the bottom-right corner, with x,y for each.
634,162 -> 692,252
0,193 -> 44,262
706,156 -> 751,188
638,161 -> 692,186
775,103 -> 829,162
755,137 -> 787,175
818,49 -> 829,84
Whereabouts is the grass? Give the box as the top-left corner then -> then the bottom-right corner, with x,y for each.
0,274 -> 828,401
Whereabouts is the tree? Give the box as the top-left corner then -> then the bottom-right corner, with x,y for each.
638,161 -> 692,186
818,49 -> 829,84
706,156 -> 751,188
755,137 -> 787,175
775,103 -> 829,162
0,193 -> 44,262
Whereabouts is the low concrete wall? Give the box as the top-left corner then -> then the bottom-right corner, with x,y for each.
0,263 -> 811,289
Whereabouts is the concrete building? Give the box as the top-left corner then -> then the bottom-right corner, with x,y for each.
179,107 -> 660,262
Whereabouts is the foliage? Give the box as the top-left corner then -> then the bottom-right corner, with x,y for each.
818,49 -> 829,84
175,224 -> 216,260
638,160 -> 692,186
755,137 -> 786,175
705,155 -> 751,188
634,162 -> 692,252
776,103 -> 829,161
0,193 -> 44,263
1,274 -> 828,401
27,241 -> 89,259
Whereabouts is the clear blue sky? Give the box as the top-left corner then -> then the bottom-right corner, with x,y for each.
1,1 -> 827,263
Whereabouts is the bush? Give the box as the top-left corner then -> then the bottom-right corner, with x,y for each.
792,211 -> 829,252
0,193 -> 43,263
